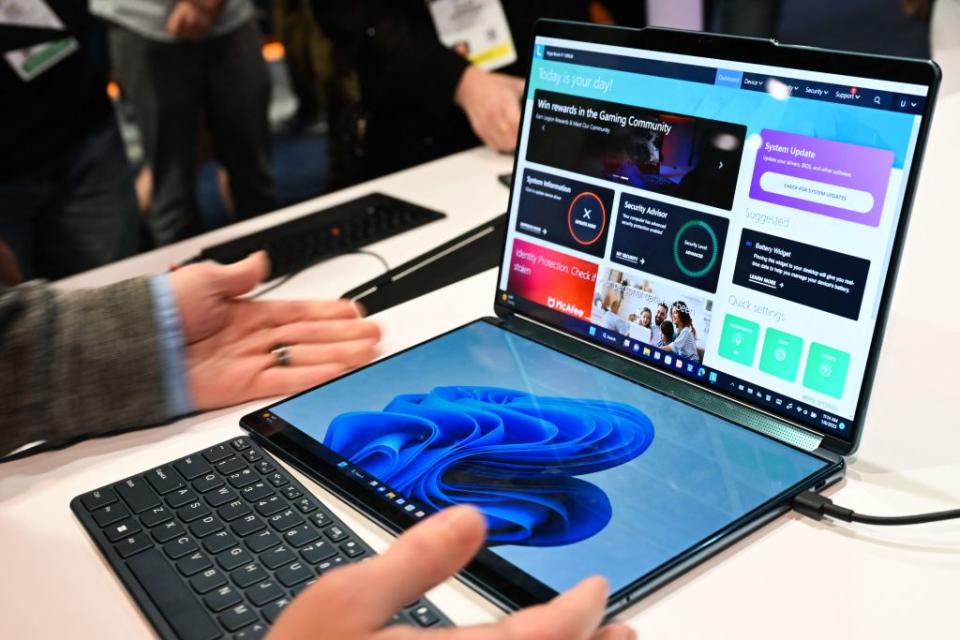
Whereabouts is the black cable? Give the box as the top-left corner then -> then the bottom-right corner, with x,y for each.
351,249 -> 391,273
793,491 -> 960,526
244,250 -> 391,300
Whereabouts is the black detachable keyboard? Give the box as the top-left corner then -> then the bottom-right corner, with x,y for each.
71,437 -> 451,640
191,193 -> 446,280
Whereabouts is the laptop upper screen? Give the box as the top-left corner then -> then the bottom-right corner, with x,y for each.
497,31 -> 930,442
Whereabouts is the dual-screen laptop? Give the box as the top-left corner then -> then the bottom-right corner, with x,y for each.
73,20 -> 940,637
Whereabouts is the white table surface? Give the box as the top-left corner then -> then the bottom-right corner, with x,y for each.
3,85 -> 960,639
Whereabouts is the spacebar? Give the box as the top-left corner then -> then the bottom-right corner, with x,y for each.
126,549 -> 222,640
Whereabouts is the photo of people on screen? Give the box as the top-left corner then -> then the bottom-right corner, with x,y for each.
592,269 -> 710,362
659,301 -> 700,362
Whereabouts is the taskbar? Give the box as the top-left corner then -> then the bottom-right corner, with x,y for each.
498,290 -> 852,439
255,411 -> 436,522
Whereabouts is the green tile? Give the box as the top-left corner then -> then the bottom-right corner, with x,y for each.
718,314 -> 760,366
803,343 -> 850,399
759,328 -> 803,382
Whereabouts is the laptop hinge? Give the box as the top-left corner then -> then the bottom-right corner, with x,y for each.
501,312 -> 825,452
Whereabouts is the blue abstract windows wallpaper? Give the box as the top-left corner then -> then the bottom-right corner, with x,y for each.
323,386 -> 655,547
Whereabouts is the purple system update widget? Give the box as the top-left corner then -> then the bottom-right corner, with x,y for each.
749,129 -> 894,227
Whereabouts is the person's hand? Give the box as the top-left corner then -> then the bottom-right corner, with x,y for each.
454,65 -> 525,153
165,0 -> 216,39
169,252 -> 381,411
268,506 -> 636,640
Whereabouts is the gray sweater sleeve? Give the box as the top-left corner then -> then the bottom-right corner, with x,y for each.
0,278 -> 170,455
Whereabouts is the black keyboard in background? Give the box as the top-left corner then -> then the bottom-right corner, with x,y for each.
72,437 -> 451,640
191,193 -> 446,280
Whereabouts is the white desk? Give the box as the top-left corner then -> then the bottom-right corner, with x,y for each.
3,88 -> 960,639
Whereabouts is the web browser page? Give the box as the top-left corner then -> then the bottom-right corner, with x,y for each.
498,36 -> 929,440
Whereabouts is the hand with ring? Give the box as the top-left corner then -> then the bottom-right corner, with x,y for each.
170,251 -> 381,411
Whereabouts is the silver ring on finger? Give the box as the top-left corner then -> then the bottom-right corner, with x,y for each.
270,343 -> 293,367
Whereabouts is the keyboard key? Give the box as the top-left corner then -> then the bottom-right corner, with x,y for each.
177,502 -> 211,523
164,536 -> 199,560
266,473 -> 288,488
80,488 -> 117,511
231,514 -> 265,538
240,482 -> 273,503
262,597 -> 292,624
261,544 -> 296,569
220,603 -> 259,632
293,498 -> 317,514
92,503 -> 130,527
190,516 -> 224,538
340,540 -> 366,558
151,521 -> 187,544
167,488 -> 200,509
410,604 -> 440,627
192,473 -> 224,494
255,460 -> 275,475
324,525 -> 348,542
283,524 -> 320,548
140,505 -> 173,528
189,568 -> 227,594
115,533 -> 152,558
234,622 -> 269,640
227,469 -> 258,489
205,585 -> 243,612
254,496 -> 285,517
246,580 -> 283,606
203,444 -> 234,463
231,438 -> 251,452
204,531 -> 238,555
126,550 -> 221,640
218,500 -> 251,522
268,509 -> 304,533
145,465 -> 184,495
177,551 -> 212,577
300,541 -> 336,564
308,511 -> 332,528
246,530 -> 281,553
153,520 -> 186,543
217,546 -> 253,571
174,455 -> 211,480
115,477 -> 161,514
317,555 -> 346,574
216,457 -> 246,476
206,486 -> 238,508
276,561 -> 313,587
282,485 -> 302,500
231,562 -> 268,589
104,518 -> 142,542
242,449 -> 262,463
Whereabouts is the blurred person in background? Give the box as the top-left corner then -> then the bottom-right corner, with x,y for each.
270,0 -> 363,189
91,0 -> 276,246
312,1 -> 647,181
0,2 -> 139,282
931,0 -> 959,93
706,0 -> 782,37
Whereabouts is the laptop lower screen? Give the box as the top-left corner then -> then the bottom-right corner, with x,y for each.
264,321 -> 828,596
497,34 -> 930,442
